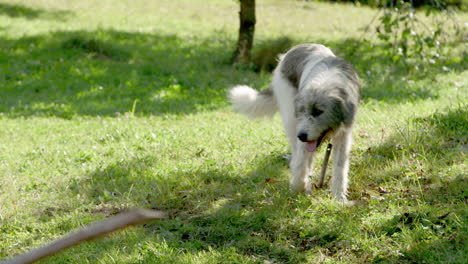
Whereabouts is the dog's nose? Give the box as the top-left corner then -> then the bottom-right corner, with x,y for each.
297,132 -> 308,142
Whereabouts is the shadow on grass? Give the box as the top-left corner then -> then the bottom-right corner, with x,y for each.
331,39 -> 466,102
348,106 -> 467,262
351,105 -> 466,190
41,107 -> 466,262
353,105 -> 466,188
60,150 -> 369,263
0,3 -> 73,21
1,29 -> 251,118
371,183 -> 466,262
1,30 -> 465,118
251,36 -> 465,103
328,37 -> 466,101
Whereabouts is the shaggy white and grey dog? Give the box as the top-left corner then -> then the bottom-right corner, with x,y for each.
229,44 -> 361,202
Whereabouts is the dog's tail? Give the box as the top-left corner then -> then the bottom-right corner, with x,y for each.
229,85 -> 278,119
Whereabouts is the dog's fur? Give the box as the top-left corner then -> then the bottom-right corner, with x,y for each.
229,44 -> 361,202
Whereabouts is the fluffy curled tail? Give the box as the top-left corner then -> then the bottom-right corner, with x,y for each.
228,85 -> 278,119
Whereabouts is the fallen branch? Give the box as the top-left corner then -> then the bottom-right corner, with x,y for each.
3,209 -> 167,264
318,143 -> 332,188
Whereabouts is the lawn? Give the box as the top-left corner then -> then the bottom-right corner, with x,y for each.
0,0 -> 467,263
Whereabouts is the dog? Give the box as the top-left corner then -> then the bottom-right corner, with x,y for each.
229,44 -> 361,202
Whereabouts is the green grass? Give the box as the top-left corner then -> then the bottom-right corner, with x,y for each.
0,0 -> 467,263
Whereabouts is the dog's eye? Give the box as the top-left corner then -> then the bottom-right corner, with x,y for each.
310,106 -> 323,117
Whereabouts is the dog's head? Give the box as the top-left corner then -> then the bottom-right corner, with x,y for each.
295,81 -> 358,152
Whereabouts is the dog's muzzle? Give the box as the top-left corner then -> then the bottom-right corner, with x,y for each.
297,132 -> 308,142
297,129 -> 332,152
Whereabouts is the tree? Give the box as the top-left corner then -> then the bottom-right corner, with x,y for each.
232,0 -> 256,65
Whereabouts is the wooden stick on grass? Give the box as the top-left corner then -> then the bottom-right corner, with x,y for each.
3,209 -> 167,264
318,143 -> 332,188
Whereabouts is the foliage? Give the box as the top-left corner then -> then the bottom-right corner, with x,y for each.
373,0 -> 465,75
251,36 -> 294,72
313,0 -> 468,10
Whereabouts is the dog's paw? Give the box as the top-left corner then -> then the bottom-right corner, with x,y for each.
281,153 -> 292,168
344,200 -> 364,206
282,153 -> 292,161
332,193 -> 348,203
290,180 -> 312,194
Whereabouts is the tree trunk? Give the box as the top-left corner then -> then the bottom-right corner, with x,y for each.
233,0 -> 256,65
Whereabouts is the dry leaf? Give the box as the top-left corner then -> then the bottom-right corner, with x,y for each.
265,178 -> 279,184
378,186 -> 389,194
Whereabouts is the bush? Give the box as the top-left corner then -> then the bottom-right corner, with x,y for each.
370,0 -> 464,74
251,36 -> 294,72
313,0 -> 467,10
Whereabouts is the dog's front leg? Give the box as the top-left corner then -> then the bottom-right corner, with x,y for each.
289,143 -> 314,193
331,127 -> 352,202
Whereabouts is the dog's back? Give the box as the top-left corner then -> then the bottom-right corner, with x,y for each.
228,44 -> 334,119
229,44 -> 360,121
278,44 -> 335,90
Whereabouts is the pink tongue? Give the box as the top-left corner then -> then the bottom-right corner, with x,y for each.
305,140 -> 318,152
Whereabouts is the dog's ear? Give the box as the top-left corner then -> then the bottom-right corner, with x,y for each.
342,99 -> 357,125
331,97 -> 356,126
330,85 -> 359,126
